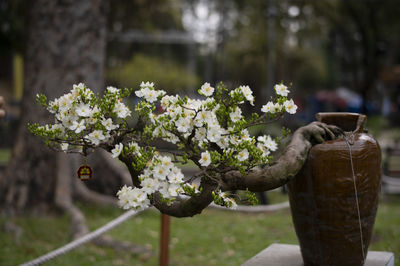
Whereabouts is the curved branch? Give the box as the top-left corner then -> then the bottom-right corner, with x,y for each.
152,180 -> 218,217
221,122 -> 341,192
119,122 -> 340,218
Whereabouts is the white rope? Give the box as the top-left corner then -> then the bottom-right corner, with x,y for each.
382,175 -> 400,186
344,135 -> 366,264
209,201 -> 290,213
20,208 -> 146,266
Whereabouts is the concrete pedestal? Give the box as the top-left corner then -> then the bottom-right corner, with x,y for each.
242,244 -> 394,266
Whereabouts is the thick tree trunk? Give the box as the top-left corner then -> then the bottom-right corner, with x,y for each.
0,0 -> 108,214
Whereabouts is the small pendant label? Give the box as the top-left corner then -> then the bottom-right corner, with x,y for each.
77,165 -> 93,181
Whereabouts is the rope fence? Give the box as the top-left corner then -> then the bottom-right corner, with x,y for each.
20,208 -> 144,266
19,200 -> 290,265
210,201 -> 289,213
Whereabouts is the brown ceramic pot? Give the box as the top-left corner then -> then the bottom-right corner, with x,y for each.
287,112 -> 381,266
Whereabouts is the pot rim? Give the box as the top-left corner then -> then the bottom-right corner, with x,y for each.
316,112 -> 366,133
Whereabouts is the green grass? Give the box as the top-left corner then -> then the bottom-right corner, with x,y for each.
0,194 -> 399,266
0,148 -> 11,165
370,195 -> 400,259
366,116 -> 391,137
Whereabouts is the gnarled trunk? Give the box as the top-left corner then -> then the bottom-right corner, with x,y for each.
0,0 -> 108,214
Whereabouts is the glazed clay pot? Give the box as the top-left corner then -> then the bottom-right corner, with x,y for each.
287,113 -> 381,266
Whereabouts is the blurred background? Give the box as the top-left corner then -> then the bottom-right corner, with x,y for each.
1,0 -> 400,134
1,0 -> 400,265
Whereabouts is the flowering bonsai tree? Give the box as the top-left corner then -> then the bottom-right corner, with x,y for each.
29,82 -> 339,217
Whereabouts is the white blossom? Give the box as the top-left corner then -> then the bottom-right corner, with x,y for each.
186,98 -> 202,111
111,143 -> 123,158
58,95 -> 72,112
236,149 -> 249,161
76,104 -> 93,117
85,130 -> 106,145
239,129 -> 251,142
113,101 -> 131,118
283,99 -> 298,114
158,182 -> 173,199
61,115 -> 76,129
135,85 -> 165,103
194,128 -> 207,143
217,137 -> 229,150
160,156 -> 173,168
199,151 -> 211,167
194,110 -> 212,127
116,185 -> 134,210
166,106 -> 182,119
107,86 -> 120,94
207,127 -> 222,143
153,164 -> 170,180
199,82 -> 214,96
69,119 -> 86,133
229,106 -> 242,122
140,178 -> 160,194
143,88 -> 158,103
274,84 -> 290,96
47,99 -> 59,114
117,186 -> 149,210
140,81 -> 154,89
262,135 -> 278,151
261,101 -> 275,113
175,117 -> 192,133
229,135 -> 240,145
160,95 -> 174,109
167,183 -> 183,197
101,118 -> 118,131
239,85 -> 254,105
73,83 -> 85,90
257,135 -> 267,143
168,168 -> 184,184
257,143 -> 271,157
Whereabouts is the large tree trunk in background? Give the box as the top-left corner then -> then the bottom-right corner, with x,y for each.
0,0 -> 109,214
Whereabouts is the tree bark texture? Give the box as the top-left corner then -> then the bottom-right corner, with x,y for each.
0,0 -> 108,214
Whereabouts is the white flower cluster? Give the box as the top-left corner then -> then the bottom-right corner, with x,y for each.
257,135 -> 278,157
131,81 -> 295,208
135,81 -> 166,103
34,81 -> 297,211
261,84 -> 297,114
116,154 -> 190,210
229,85 -> 255,106
37,83 -> 131,150
136,82 -> 294,169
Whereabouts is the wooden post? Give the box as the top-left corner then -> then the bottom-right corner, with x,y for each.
160,213 -> 170,266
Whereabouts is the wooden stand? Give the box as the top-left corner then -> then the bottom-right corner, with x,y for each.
242,244 -> 395,266
159,214 -> 170,266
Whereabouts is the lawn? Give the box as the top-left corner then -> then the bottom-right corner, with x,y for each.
1,192 -> 399,266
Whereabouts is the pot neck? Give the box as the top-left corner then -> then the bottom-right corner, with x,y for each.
315,112 -> 366,133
